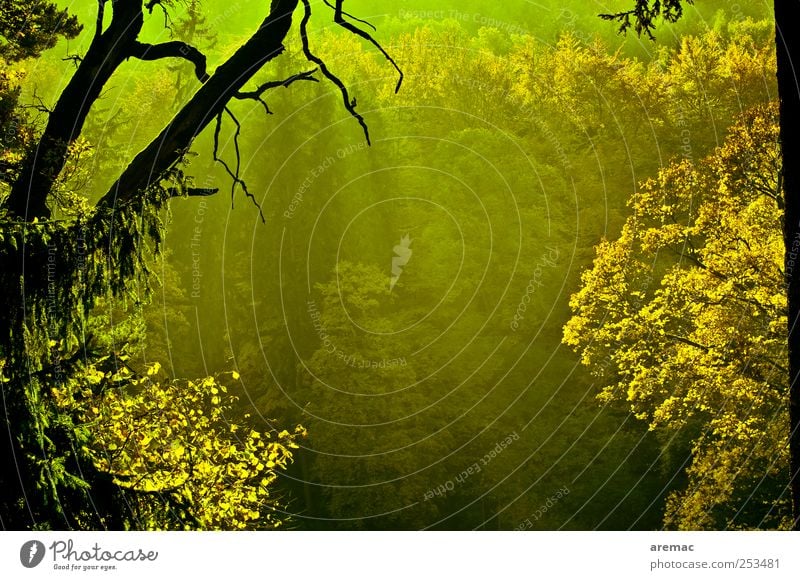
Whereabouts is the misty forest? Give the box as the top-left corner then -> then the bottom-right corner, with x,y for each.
1,0 -> 799,531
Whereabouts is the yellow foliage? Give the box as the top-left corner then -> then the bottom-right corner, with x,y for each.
53,366 -> 306,530
563,103 -> 791,529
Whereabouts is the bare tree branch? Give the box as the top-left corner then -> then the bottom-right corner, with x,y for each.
97,0 -> 301,212
665,333 -> 712,352
62,54 -> 83,68
329,0 -> 403,93
233,69 -> 319,114
212,108 -> 265,222
129,40 -> 209,82
22,89 -> 53,114
145,0 -> 172,30
322,0 -> 375,30
9,0 -> 401,220
299,0 -> 370,144
167,187 -> 218,198
94,0 -> 108,42
6,0 -> 148,219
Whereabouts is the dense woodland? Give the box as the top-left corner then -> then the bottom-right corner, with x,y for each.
1,0 -> 796,530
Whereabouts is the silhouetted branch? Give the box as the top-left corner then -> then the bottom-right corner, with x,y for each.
599,0 -> 693,40
97,0 -> 301,212
129,40 -> 209,82
167,187 -> 219,198
299,0 -> 370,144
62,54 -> 83,68
329,0 -> 403,93
94,0 -> 108,41
665,333 -> 711,352
233,69 -> 319,115
145,0 -> 172,29
212,108 -> 265,222
322,0 -> 375,31
22,89 -> 53,114
7,0 -> 150,219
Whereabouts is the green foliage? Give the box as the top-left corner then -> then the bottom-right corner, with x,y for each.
1,0 -> 783,530
0,0 -> 82,62
0,13 -> 304,529
169,0 -> 218,107
169,10 -> 778,529
0,67 -> 31,189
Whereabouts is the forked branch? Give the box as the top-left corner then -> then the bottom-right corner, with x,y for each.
328,0 -> 403,93
234,69 -> 320,115
299,0 -> 370,143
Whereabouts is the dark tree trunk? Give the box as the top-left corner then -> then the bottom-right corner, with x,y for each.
3,1 -> 148,524
774,0 -> 800,530
6,0 -> 146,220
98,0 -> 300,210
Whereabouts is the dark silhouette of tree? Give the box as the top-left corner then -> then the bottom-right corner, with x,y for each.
602,0 -> 800,530
0,0 -> 400,529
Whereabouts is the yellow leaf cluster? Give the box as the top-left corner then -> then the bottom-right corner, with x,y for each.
563,103 -> 790,529
52,363 -> 306,530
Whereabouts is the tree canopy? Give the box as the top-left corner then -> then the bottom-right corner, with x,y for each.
606,0 -> 800,531
0,0 -> 82,62
0,0 -> 791,531
564,104 -> 791,529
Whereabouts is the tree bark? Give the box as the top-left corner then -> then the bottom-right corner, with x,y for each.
774,0 -> 800,530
